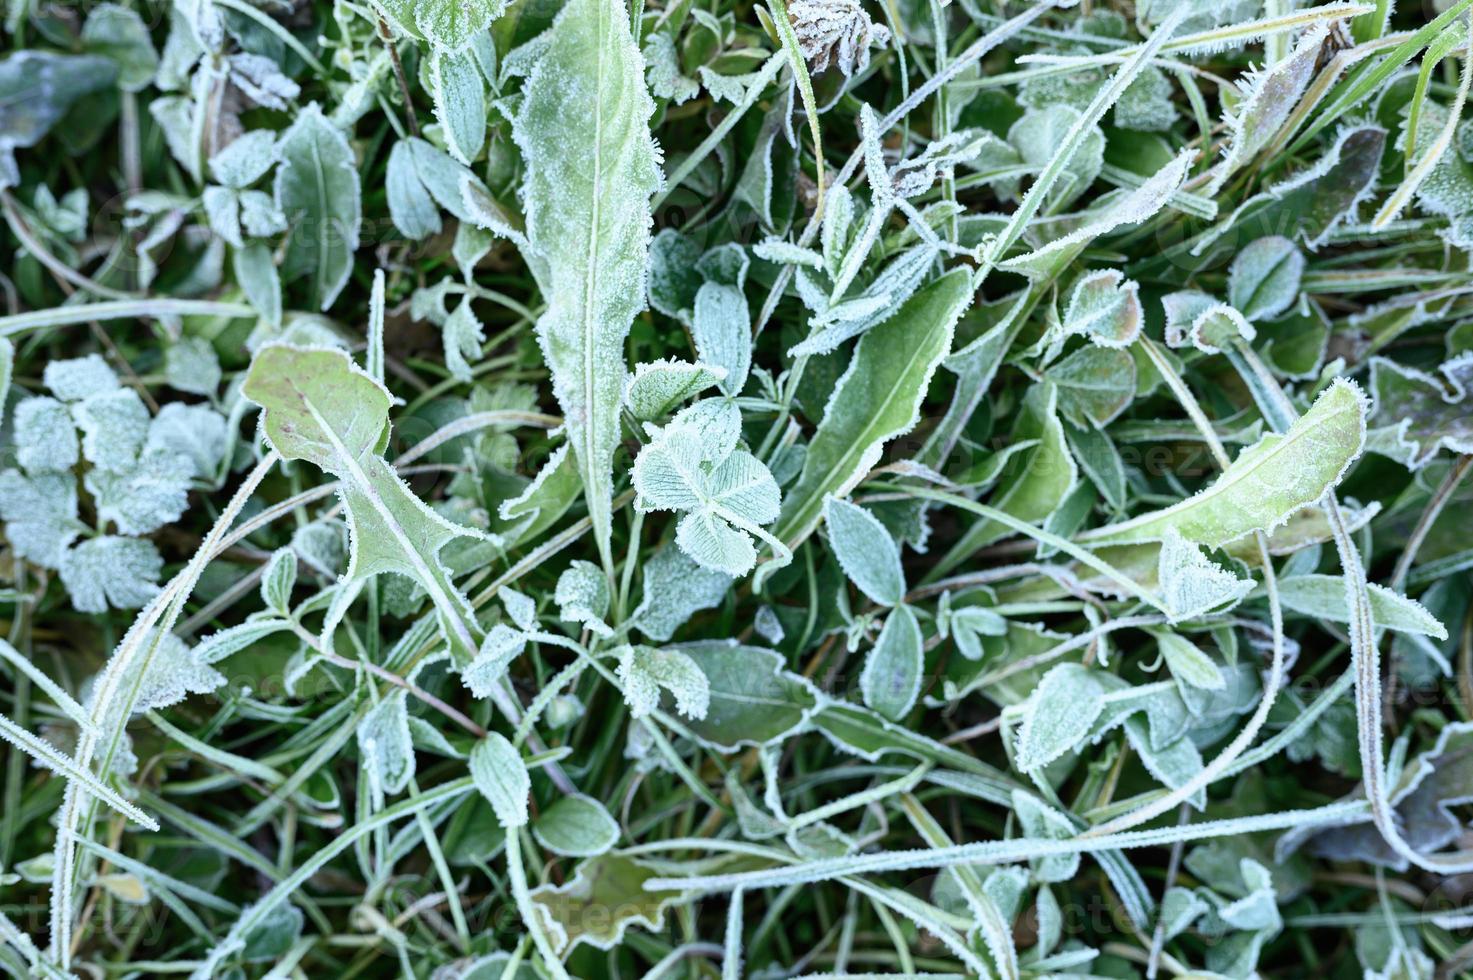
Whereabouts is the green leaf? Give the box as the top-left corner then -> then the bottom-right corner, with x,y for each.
470,734 -> 530,828
357,691 -> 415,796
513,0 -> 661,571
823,497 -> 906,606
58,536 -> 162,613
243,344 -> 487,662
533,794 -> 620,857
529,855 -> 681,953
1277,575 -> 1448,639
13,397 -> 78,474
1228,236 -> 1304,322
163,337 -> 221,397
374,0 -> 506,51
616,644 -> 710,720
1152,629 -> 1227,691
1082,379 -> 1367,548
668,642 -> 818,750
0,470 -> 82,568
774,269 -> 971,551
274,104 -> 361,312
861,605 -> 924,721
633,421 -> 783,577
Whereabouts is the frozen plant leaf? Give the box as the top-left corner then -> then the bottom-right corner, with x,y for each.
643,33 -> 698,105
556,560 -> 611,636
59,536 -> 163,613
1115,66 -> 1178,131
1228,236 -> 1304,322
469,733 -> 529,828
625,360 -> 727,420
513,0 -> 661,572
788,0 -> 891,77
261,548 -> 297,614
534,794 -> 620,857
119,631 -> 225,715
1277,575 -> 1447,639
1153,629 -> 1227,691
1368,354 -> 1473,469
208,130 -> 276,189
442,299 -> 484,383
1205,26 -> 1326,194
1051,345 -> 1137,428
164,337 -> 221,396
85,450 -> 193,535
1082,380 -> 1367,548
1187,304 -> 1256,354
81,3 -> 157,92
0,470 -> 82,568
145,404 -> 229,480
823,497 -> 905,606
243,345 -> 488,663
616,645 -> 711,720
358,691 -> 415,796
274,105 -> 361,312
13,397 -> 79,473
631,546 -> 734,642
633,423 -> 783,577
373,0 -> 506,52
1016,663 -> 1104,772
72,388 -> 150,473
1063,270 -> 1143,348
776,269 -> 970,551
43,354 -> 118,402
431,48 -> 486,165
462,625 -> 526,698
1157,529 -> 1254,623
1007,105 -> 1104,210
860,605 -> 923,721
692,282 -> 751,395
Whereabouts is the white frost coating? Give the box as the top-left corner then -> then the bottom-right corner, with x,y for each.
823,496 -> 906,607
1203,26 -> 1326,195
1062,270 -> 1142,348
513,0 -> 662,571
617,645 -> 711,720
788,0 -> 891,77
1001,151 -> 1191,277
1157,529 -> 1253,623
1227,236 -> 1304,321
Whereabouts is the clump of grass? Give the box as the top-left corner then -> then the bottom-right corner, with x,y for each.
1,0 -> 1472,976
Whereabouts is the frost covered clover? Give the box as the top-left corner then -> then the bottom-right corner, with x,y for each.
788,0 -> 891,77
0,354 -> 227,613
632,408 -> 787,578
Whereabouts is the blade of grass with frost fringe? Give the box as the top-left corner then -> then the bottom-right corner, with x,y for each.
640,801 -> 1369,893
1372,25 -> 1473,227
47,453 -> 277,966
513,0 -> 661,578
